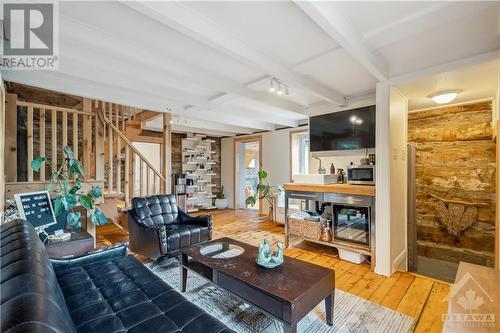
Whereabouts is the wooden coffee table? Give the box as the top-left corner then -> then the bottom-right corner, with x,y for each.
180,237 -> 335,333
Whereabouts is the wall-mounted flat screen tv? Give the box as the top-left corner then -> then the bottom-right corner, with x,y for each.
309,105 -> 375,151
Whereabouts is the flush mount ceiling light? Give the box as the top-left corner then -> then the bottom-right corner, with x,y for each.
428,90 -> 461,104
268,77 -> 289,96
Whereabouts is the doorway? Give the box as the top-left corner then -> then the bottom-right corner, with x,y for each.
397,60 -> 499,282
234,136 -> 262,211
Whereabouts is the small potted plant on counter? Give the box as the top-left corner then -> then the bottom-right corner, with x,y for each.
245,170 -> 283,221
215,186 -> 228,209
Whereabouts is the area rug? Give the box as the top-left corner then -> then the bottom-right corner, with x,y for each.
145,259 -> 415,333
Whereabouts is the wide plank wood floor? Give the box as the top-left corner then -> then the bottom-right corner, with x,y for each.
96,209 -> 450,333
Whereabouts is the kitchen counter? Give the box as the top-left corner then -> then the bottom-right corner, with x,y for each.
283,183 -> 375,196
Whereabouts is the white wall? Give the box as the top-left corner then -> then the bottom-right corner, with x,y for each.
221,137 -> 234,208
389,88 -> 408,272
309,149 -> 375,175
221,127 -> 301,209
132,142 -> 161,196
374,83 -> 409,277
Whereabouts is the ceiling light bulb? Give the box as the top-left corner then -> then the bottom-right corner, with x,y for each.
269,79 -> 276,92
428,90 -> 461,104
355,119 -> 363,125
277,84 -> 283,95
350,115 -> 357,124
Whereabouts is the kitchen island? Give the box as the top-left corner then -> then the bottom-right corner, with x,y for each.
283,183 -> 376,269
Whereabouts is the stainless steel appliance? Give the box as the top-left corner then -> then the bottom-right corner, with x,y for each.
174,174 -> 187,211
325,193 -> 373,248
347,165 -> 375,185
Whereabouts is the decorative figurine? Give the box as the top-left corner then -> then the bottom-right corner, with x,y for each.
256,239 -> 284,268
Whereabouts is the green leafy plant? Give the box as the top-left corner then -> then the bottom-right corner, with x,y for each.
245,170 -> 283,210
31,146 -> 108,228
218,185 -> 225,199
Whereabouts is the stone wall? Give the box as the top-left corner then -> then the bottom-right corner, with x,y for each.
408,101 -> 496,267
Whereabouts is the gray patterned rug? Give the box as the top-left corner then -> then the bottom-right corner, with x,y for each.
145,259 -> 415,333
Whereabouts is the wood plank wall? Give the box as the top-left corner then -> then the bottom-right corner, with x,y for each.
408,101 -> 496,267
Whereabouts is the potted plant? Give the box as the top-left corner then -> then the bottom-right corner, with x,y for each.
215,186 -> 228,209
31,146 -> 108,228
245,170 -> 283,221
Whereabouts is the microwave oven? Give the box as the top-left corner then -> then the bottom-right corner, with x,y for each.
347,165 -> 375,185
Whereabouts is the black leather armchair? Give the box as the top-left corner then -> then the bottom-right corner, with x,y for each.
128,194 -> 212,260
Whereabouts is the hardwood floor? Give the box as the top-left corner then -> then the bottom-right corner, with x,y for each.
96,209 -> 450,333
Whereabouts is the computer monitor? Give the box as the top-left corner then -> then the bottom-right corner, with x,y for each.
15,191 -> 57,231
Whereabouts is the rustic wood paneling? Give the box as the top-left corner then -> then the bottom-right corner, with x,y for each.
408,101 -> 496,267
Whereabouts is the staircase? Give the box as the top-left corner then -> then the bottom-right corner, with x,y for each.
4,94 -> 171,230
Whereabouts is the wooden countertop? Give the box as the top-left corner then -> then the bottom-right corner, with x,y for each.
283,183 -> 375,196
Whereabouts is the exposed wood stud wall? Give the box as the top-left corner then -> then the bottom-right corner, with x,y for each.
39,109 -> 46,181
408,101 -> 496,267
5,93 -> 17,182
27,106 -> 34,181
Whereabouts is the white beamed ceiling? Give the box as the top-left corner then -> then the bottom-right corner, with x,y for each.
2,1 -> 498,136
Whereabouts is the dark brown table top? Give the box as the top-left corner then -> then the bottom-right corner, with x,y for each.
180,237 -> 334,303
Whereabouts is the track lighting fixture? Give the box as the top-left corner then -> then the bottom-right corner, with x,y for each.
268,77 -> 289,96
269,79 -> 276,92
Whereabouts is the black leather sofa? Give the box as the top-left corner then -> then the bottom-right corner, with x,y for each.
128,195 -> 212,260
1,219 -> 234,333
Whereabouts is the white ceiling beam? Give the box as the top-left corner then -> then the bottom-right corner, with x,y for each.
58,52 -> 287,131
294,1 -> 388,82
172,117 -> 251,135
122,1 -> 347,106
60,15 -> 305,115
183,106 -> 276,132
2,70 -> 263,134
60,41 -> 302,128
172,125 -> 236,137
145,117 -> 248,136
2,70 -> 185,112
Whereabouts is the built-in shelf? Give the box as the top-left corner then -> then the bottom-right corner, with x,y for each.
182,135 -> 219,211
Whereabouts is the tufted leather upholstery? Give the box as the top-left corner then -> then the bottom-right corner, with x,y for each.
1,219 -> 234,333
1,219 -> 76,333
128,195 -> 212,260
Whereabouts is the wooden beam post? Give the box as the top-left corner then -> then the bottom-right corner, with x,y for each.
27,106 -> 33,181
82,98 -> 92,176
51,109 -> 57,172
95,101 -> 105,181
162,112 -> 172,194
39,109 -> 46,181
1,84 -> 5,215
5,93 -> 17,182
108,103 -> 114,192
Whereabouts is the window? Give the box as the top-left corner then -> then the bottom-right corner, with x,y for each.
291,131 -> 309,176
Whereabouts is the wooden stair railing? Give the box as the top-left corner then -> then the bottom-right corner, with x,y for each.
97,106 -> 166,208
5,96 -> 170,213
